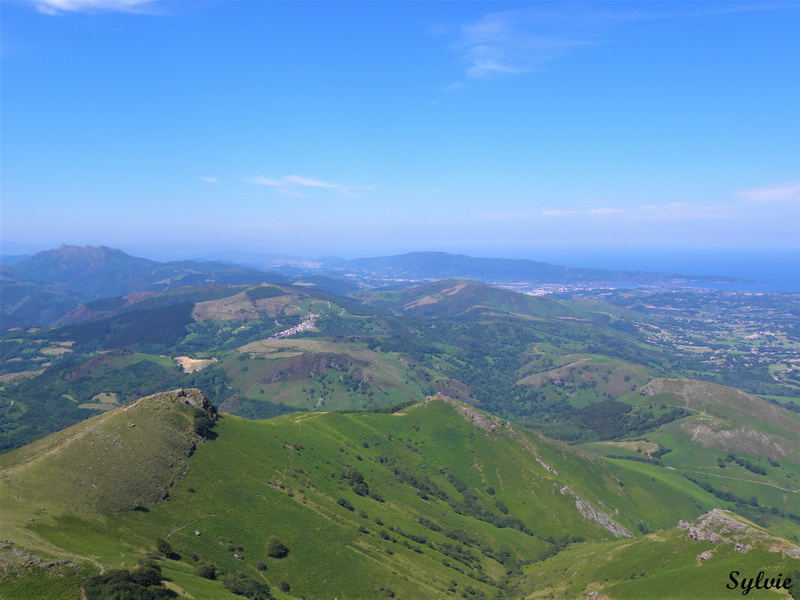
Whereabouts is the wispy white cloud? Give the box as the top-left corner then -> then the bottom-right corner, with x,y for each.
453,3 -> 791,80
27,0 -> 158,15
587,207 -> 622,214
284,175 -> 338,189
455,7 -> 602,79
246,174 -> 375,197
541,209 -> 577,217
247,176 -> 286,187
200,177 -> 218,183
737,181 -> 800,203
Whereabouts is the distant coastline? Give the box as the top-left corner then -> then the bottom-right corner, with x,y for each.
504,247 -> 799,294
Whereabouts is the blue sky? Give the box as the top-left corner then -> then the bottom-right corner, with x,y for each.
2,0 -> 799,260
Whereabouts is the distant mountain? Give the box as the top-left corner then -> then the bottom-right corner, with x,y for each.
0,268 -> 85,327
319,251 -> 746,285
1,245 -> 366,327
1,245 -> 303,326
358,278 -> 587,319
11,244 -> 286,301
0,254 -> 30,266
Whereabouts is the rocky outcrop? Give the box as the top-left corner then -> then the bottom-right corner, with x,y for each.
0,540 -> 79,578
131,388 -> 217,419
678,509 -> 800,558
560,486 -> 633,538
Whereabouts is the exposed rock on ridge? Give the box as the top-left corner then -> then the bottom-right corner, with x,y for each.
678,509 -> 800,558
560,486 -> 633,538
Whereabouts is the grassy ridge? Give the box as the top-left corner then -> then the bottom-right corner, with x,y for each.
517,527 -> 797,599
579,378 -> 800,536
5,390 -> 781,599
0,388 -> 212,514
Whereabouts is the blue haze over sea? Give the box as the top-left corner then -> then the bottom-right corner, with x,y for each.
500,248 -> 800,293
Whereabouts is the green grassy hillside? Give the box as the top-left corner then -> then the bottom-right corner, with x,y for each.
359,279 -> 586,319
6,388 -> 792,599
515,510 -> 799,599
578,378 -> 800,539
0,388 -> 215,514
225,338 -> 434,414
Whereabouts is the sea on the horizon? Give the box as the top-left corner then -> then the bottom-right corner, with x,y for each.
510,247 -> 800,293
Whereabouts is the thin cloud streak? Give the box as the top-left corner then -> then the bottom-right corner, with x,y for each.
737,181 -> 800,203
247,177 -> 286,187
246,175 -> 375,198
541,209 -> 577,217
284,175 -> 338,189
588,208 -> 623,214
455,7 -> 606,79
453,2 -> 795,80
27,0 -> 158,15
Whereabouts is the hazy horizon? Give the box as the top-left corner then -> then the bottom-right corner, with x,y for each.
3,239 -> 798,292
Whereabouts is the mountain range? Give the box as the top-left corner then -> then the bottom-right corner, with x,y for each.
0,244 -> 796,599
1,245 -> 746,328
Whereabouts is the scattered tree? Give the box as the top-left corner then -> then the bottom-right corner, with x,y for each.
265,536 -> 289,558
155,538 -> 172,557
336,497 -> 354,511
224,573 -> 272,600
195,562 -> 217,579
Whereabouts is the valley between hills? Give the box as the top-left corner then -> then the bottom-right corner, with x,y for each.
0,245 -> 798,599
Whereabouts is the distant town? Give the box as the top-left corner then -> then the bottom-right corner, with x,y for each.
268,313 -> 319,339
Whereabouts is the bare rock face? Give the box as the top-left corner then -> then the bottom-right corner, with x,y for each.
679,509 -> 800,558
171,388 -> 216,414
135,388 -> 217,421
678,520 -> 724,544
560,486 -> 633,538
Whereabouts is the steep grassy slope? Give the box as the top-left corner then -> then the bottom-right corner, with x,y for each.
4,389 -> 776,599
515,510 -> 799,599
0,389 -> 214,514
579,378 -> 800,539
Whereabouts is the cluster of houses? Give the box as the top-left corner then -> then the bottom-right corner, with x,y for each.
268,313 -> 319,340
